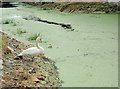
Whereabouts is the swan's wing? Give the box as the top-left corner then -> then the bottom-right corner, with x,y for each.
19,47 -> 44,56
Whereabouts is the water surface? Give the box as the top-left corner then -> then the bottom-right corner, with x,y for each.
2,4 -> 118,87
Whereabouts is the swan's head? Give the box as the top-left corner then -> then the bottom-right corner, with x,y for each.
37,33 -> 40,37
36,36 -> 42,43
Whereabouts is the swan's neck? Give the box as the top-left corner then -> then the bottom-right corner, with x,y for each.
36,40 -> 41,49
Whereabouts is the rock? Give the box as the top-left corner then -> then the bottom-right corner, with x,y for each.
48,44 -> 52,48
40,80 -> 46,85
31,75 -> 40,83
29,68 -> 36,73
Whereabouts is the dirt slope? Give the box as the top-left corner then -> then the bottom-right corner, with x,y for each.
0,32 -> 62,88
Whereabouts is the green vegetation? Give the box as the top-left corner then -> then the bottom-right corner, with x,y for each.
12,22 -> 18,26
2,19 -> 14,24
16,28 -> 27,35
27,33 -> 40,41
2,19 -> 19,26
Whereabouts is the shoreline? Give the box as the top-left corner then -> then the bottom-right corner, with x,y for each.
1,3 -> 118,87
23,2 -> 120,14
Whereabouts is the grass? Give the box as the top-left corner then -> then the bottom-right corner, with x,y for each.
2,19 -> 14,24
16,28 -> 27,35
27,33 -> 40,41
2,19 -> 19,26
12,22 -> 18,26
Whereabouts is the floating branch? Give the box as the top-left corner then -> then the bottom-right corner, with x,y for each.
23,16 -> 74,31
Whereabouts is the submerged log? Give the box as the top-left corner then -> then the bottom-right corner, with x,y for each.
23,16 -> 74,31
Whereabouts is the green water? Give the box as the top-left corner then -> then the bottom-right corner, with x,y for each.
2,4 -> 118,87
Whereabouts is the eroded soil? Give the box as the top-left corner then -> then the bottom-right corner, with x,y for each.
0,32 -> 62,88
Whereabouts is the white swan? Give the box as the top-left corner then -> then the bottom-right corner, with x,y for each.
15,36 -> 44,59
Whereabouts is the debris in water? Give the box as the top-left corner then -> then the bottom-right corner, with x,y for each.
48,44 -> 52,48
23,15 -> 74,31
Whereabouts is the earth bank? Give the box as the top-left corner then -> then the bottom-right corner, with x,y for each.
0,31 -> 62,88
24,2 -> 119,13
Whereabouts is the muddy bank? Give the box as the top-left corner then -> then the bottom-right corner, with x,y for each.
24,2 -> 119,13
0,32 -> 62,88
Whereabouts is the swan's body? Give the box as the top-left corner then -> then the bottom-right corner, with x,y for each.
16,36 -> 44,59
18,46 -> 44,56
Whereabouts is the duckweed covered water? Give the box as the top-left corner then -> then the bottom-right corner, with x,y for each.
1,4 -> 118,87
